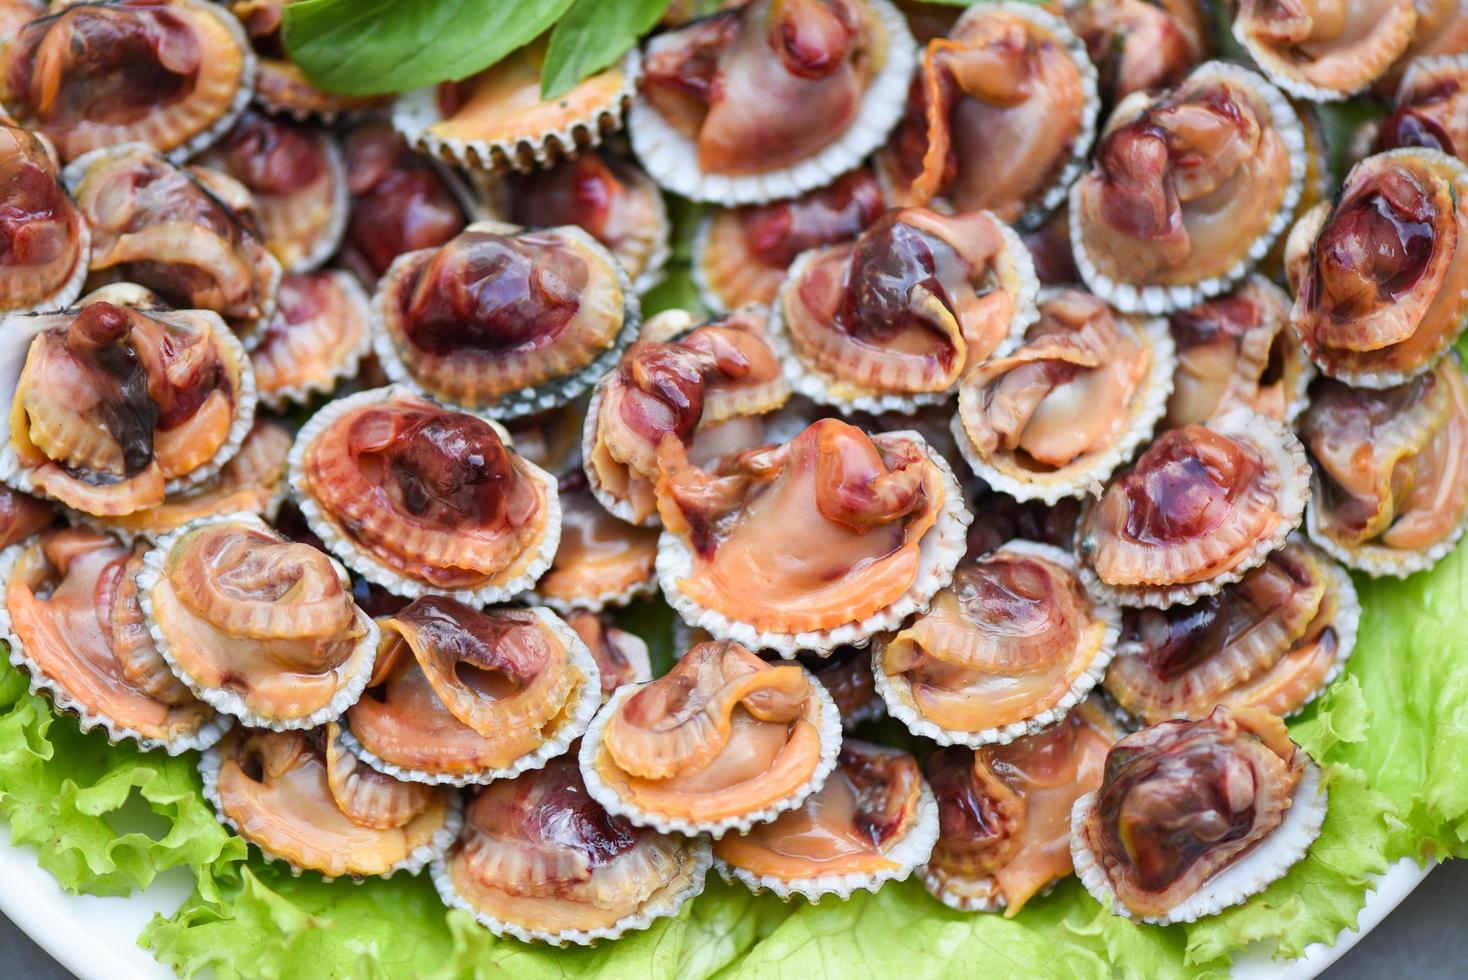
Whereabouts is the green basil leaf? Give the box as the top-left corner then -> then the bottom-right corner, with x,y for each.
542,0 -> 671,99
282,0 -> 576,97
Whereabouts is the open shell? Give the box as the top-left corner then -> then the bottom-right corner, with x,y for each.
196,109 -> 349,274
1232,0 -> 1417,101
1284,148 -> 1468,388
1370,55 -> 1468,164
693,169 -> 887,314
0,530 -> 226,754
920,696 -> 1121,914
430,757 -> 711,946
657,422 -> 971,657
580,643 -> 844,837
289,386 -> 562,606
250,271 -> 372,410
525,481 -> 660,613
582,304 -> 792,525
340,601 -> 600,786
394,44 -> 639,175
1061,0 -> 1209,105
0,0 -> 255,163
0,485 -> 52,549
63,142 -> 282,337
72,419 -> 291,545
229,0 -> 388,121
713,740 -> 939,902
874,541 -> 1121,747
477,150 -> 671,295
565,610 -> 654,702
1069,61 -> 1304,314
953,287 -> 1174,504
200,722 -> 462,880
1103,536 -> 1359,723
875,2 -> 1099,231
1069,707 -> 1327,925
773,208 -> 1040,414
372,221 -> 640,419
137,512 -> 379,730
0,300 -> 257,514
1076,409 -> 1311,609
629,0 -> 917,206
1163,275 -> 1313,429
1300,357 -> 1468,577
0,117 -> 90,314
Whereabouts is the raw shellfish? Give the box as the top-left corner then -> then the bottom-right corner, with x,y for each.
249,271 -> 371,409
1076,409 -> 1311,608
631,0 -> 916,204
373,221 -> 638,417
1232,0 -> 1417,101
0,526 -> 223,752
432,755 -> 710,945
1069,62 -> 1303,314
290,386 -> 561,605
138,513 -> 378,729
1070,705 -> 1326,924
1104,537 -> 1358,722
655,418 -> 969,655
875,541 -> 1120,746
714,739 -> 939,901
202,722 -> 459,878
0,116 -> 89,314
921,697 -> 1120,913
1299,358 -> 1468,576
565,610 -> 653,702
953,286 -> 1173,503
774,207 -> 1039,412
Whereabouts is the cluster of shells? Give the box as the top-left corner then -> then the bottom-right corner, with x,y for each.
0,0 -> 1464,947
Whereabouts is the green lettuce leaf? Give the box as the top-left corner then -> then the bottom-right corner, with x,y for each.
0,655 -> 243,898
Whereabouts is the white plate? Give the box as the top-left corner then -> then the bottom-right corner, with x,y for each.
0,821 -> 1430,980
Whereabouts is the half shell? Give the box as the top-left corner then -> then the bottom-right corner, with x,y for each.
0,117 -> 90,314
1232,0 -> 1417,101
874,541 -> 1121,747
250,271 -> 371,409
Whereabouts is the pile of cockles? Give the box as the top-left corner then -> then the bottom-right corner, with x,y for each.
0,0 -> 1463,948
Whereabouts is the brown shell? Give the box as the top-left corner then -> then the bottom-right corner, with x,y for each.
482,151 -> 669,292
1070,62 -> 1301,311
0,0 -> 252,162
142,516 -> 375,727
345,599 -> 595,781
1299,357 -> 1468,575
0,117 -> 89,313
210,724 -> 455,878
533,482 -> 659,611
878,542 -> 1115,741
1076,409 -> 1310,607
440,755 -> 705,940
1232,0 -> 1416,100
876,3 -> 1096,226
565,610 -> 653,702
778,207 -> 1037,403
713,740 -> 928,885
88,419 -> 289,541
373,222 -> 634,415
956,287 -> 1168,500
65,143 -> 281,335
695,169 -> 885,313
923,697 -> 1119,914
1104,538 -> 1354,722
250,271 -> 369,408
1164,275 -> 1310,427
1285,148 -> 1468,386
1063,0 -> 1208,104
1075,705 -> 1303,918
655,418 -> 951,636
2,527 -> 216,746
1371,56 -> 1468,165
587,305 -> 790,524
0,484 -> 52,548
585,641 -> 833,832
196,109 -> 348,273
294,388 -> 559,599
5,301 -> 251,516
